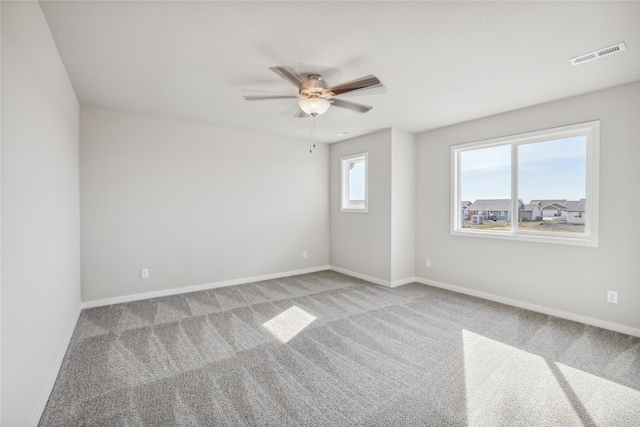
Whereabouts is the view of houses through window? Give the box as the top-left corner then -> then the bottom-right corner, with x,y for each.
462,198 -> 586,233
452,121 -> 599,245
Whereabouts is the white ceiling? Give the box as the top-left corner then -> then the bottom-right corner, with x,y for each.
39,1 -> 640,143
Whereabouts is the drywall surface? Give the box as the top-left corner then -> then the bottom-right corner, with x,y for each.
330,129 -> 393,282
1,2 -> 81,425
390,129 -> 416,282
80,106 -> 329,301
416,81 -> 640,329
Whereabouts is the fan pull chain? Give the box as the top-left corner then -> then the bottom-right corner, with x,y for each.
309,114 -> 317,153
309,115 -> 313,153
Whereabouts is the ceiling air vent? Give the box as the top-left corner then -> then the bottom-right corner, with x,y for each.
570,42 -> 626,65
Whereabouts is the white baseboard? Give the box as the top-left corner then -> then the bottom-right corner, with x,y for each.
81,265 -> 331,309
329,265 -> 415,288
31,304 -> 82,426
329,266 -> 391,286
416,277 -> 640,338
390,276 -> 417,287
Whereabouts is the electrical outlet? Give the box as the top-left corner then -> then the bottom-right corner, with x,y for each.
302,251 -> 308,259
141,268 -> 149,279
607,291 -> 617,304
425,259 -> 431,268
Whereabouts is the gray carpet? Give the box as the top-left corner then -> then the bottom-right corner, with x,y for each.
40,271 -> 640,426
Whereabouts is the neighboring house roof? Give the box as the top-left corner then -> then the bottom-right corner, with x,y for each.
522,203 -> 541,212
566,199 -> 586,212
461,201 -> 472,208
467,199 -> 524,212
530,199 -> 568,209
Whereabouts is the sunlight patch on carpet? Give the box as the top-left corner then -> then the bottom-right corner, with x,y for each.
262,306 -> 316,343
554,361 -> 640,424
462,329 -> 640,426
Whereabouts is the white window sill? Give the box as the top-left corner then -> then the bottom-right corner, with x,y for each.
451,229 -> 597,247
340,208 -> 369,213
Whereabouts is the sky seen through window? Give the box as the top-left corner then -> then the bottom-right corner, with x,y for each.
460,136 -> 586,203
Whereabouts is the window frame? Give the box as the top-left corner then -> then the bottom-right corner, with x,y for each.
340,152 -> 369,213
451,121 -> 599,247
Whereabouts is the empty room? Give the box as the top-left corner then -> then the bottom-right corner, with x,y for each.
2,1 -> 640,426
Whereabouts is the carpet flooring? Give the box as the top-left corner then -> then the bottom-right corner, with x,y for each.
40,271 -> 640,426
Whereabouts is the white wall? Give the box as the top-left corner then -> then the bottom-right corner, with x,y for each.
330,128 -> 415,285
330,129 -> 393,282
80,106 -> 329,302
1,2 -> 81,425
416,81 -> 640,331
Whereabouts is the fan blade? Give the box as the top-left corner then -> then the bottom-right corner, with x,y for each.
279,102 -> 301,116
294,108 -> 310,119
332,84 -> 387,97
270,66 -> 305,89
330,98 -> 372,113
243,95 -> 300,101
328,75 -> 382,96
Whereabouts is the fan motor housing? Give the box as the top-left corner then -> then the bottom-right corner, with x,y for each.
300,74 -> 332,98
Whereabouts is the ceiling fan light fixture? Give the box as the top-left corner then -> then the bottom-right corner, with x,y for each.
299,97 -> 330,116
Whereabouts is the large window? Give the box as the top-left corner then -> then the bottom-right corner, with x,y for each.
452,121 -> 599,246
341,152 -> 368,212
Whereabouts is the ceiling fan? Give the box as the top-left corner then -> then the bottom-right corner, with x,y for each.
243,66 -> 384,118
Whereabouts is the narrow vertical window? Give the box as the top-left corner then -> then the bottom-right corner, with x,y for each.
341,152 -> 368,212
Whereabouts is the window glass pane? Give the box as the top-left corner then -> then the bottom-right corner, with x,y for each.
517,136 -> 586,234
460,145 -> 511,231
348,160 -> 366,209
452,121 -> 597,246
341,153 -> 367,212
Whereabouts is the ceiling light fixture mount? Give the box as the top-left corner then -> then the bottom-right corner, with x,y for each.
298,74 -> 331,117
